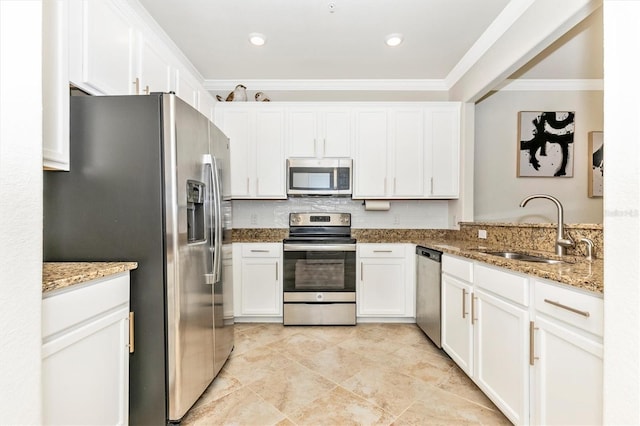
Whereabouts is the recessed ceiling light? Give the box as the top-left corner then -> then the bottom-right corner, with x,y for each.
248,33 -> 266,46
385,33 -> 403,47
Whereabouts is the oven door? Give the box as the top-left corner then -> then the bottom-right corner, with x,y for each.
283,244 -> 356,293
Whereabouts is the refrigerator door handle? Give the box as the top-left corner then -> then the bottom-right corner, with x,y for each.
204,154 -> 223,283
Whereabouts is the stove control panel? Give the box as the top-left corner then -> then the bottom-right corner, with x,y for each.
289,212 -> 351,227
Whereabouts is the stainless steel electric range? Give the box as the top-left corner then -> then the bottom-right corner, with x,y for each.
282,212 -> 356,325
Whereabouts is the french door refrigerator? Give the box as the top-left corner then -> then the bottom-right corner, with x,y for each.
44,93 -> 234,425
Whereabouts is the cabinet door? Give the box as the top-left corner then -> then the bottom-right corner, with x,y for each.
175,69 -> 200,109
137,33 -> 172,94
358,257 -> 406,316
391,109 -> 424,197
354,109 -> 388,198
219,110 -> 252,197
42,306 -> 129,425
240,257 -> 281,316
426,106 -> 460,198
43,0 -> 70,170
474,288 -> 529,425
441,273 -> 474,375
288,110 -> 318,157
79,0 -> 134,95
322,110 -> 351,157
533,316 -> 603,426
254,110 -> 286,198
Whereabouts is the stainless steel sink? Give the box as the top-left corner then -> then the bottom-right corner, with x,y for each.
482,251 -> 567,264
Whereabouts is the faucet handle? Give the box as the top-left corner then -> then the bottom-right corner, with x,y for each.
579,238 -> 595,260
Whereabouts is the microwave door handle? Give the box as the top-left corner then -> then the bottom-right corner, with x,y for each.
333,168 -> 338,190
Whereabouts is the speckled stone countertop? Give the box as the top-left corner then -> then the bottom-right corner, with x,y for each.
232,228 -> 603,295
43,262 -> 138,294
416,240 -> 603,295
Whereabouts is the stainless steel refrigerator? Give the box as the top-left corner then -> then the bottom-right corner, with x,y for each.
44,93 -> 234,425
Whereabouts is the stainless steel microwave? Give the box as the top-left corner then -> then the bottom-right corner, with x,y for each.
286,158 -> 352,196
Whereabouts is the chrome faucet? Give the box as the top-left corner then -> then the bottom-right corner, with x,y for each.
519,194 -> 574,256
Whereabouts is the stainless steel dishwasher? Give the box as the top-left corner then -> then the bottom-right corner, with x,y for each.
416,246 -> 442,348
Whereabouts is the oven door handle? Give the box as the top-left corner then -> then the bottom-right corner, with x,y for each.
284,244 -> 356,252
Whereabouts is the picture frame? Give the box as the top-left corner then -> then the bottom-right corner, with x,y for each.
588,131 -> 604,197
517,111 -> 575,177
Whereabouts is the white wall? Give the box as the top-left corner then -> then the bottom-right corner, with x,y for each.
474,89 -> 603,223
232,199 -> 450,229
602,1 -> 640,424
0,1 -> 43,424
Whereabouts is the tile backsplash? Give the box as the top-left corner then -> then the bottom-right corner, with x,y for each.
232,199 -> 451,229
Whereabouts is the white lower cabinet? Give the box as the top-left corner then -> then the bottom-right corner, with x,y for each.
473,287 -> 529,424
42,272 -> 131,426
531,279 -> 603,426
441,270 -> 474,375
441,254 -> 604,425
357,244 -> 415,320
233,243 -> 283,320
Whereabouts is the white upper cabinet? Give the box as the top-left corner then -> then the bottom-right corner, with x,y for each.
353,103 -> 460,199
287,106 -> 352,158
215,104 -> 286,199
43,0 -> 70,171
390,109 -> 425,197
136,31 -> 172,95
426,104 -> 460,198
175,68 -> 200,110
353,108 -> 389,197
69,0 -> 135,95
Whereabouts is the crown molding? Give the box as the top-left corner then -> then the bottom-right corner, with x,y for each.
203,79 -> 449,92
496,78 -> 604,91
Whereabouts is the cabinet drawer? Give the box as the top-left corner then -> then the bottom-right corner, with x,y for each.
474,264 -> 529,306
442,254 -> 473,282
42,273 -> 130,339
358,244 -> 405,258
242,243 -> 282,257
534,280 -> 603,337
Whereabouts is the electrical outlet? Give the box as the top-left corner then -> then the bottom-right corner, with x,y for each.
478,229 -> 487,239
250,213 -> 258,225
393,215 -> 400,225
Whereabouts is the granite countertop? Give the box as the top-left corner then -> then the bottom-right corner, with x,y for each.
231,228 -> 603,295
415,240 -> 603,295
43,262 -> 138,294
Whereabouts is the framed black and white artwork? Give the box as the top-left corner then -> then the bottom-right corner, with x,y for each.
588,131 -> 604,197
517,111 -> 575,177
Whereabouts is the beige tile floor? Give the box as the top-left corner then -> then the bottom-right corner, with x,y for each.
181,323 -> 512,426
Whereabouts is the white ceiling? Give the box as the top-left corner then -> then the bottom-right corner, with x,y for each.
136,0 -> 603,91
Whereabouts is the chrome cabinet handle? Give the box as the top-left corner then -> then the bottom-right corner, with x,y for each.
462,288 -> 467,319
250,249 -> 269,253
544,299 -> 590,317
275,261 -> 278,280
361,262 -> 364,281
373,250 -> 393,253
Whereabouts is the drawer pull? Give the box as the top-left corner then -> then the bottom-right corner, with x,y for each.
373,250 -> 393,253
544,299 -> 590,317
250,249 -> 269,253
